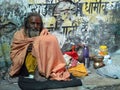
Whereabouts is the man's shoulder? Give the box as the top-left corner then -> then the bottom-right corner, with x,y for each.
15,28 -> 24,33
14,28 -> 25,37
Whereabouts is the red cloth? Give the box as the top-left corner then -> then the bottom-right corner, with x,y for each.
64,51 -> 79,60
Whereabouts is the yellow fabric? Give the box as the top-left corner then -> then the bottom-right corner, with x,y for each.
68,63 -> 88,77
25,52 -> 37,73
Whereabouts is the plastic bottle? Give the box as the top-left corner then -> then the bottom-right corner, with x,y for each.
103,55 -> 112,65
82,45 -> 90,68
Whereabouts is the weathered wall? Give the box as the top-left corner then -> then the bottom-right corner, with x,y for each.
0,0 -> 120,77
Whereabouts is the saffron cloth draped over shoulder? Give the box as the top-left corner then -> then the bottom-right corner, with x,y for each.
9,28 -> 70,81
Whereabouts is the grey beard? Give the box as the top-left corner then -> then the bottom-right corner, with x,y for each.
28,28 -> 40,37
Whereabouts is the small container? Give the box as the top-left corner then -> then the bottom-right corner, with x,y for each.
93,56 -> 105,69
94,56 -> 104,62
103,55 -> 112,65
99,45 -> 108,56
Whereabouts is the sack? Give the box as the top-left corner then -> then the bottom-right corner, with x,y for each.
68,63 -> 88,77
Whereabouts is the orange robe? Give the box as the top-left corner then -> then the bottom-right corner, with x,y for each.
9,28 -> 70,81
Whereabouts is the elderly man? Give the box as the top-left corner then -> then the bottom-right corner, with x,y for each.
9,12 -> 70,81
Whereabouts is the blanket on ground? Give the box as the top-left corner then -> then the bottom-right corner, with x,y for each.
18,75 -> 82,90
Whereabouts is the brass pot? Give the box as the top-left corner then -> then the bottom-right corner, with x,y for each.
94,62 -> 105,69
93,56 -> 104,62
93,56 -> 105,69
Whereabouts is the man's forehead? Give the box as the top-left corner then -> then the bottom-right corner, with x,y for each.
29,16 -> 41,21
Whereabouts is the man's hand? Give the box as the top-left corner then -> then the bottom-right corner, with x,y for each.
27,43 -> 33,52
40,29 -> 48,36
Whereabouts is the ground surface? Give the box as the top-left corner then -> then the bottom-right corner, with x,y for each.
0,50 -> 120,90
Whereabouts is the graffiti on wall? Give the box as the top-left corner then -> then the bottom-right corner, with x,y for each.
0,0 -> 120,77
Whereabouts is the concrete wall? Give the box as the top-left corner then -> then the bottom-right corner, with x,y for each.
0,0 -> 120,77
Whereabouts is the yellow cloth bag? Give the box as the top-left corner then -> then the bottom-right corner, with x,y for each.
25,52 -> 37,73
68,63 -> 88,77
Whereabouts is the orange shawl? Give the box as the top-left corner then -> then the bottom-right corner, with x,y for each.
9,28 -> 70,81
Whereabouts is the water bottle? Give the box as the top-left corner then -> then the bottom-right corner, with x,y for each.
82,45 -> 90,68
